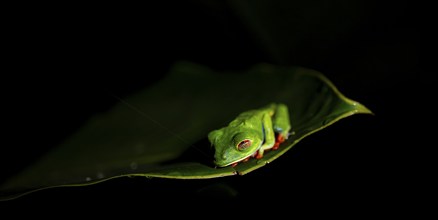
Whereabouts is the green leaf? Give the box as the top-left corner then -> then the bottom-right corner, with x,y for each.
0,62 -> 372,200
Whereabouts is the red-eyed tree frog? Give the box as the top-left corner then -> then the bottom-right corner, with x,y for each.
208,103 -> 291,167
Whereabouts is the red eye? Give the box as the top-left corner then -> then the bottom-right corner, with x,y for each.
237,140 -> 252,150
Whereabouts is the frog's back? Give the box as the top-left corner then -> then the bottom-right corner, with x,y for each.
228,107 -> 271,128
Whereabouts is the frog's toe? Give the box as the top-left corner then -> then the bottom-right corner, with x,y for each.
276,134 -> 286,143
254,151 -> 264,159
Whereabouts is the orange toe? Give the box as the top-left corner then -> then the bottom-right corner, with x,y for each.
276,134 -> 286,143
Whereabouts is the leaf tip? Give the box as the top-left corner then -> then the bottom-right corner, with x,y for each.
351,101 -> 374,115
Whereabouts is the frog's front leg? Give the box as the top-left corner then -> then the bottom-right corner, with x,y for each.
255,113 -> 276,159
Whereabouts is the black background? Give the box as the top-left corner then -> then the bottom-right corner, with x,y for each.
1,0 -> 434,212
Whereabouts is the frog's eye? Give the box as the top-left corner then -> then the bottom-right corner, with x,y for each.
237,139 -> 252,151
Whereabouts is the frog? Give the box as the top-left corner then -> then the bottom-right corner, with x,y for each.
208,103 -> 291,167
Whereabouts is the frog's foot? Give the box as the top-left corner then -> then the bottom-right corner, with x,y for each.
253,150 -> 263,159
272,134 -> 286,150
231,155 -> 253,167
277,134 -> 286,143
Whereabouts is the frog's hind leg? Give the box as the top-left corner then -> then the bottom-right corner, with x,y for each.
272,103 -> 292,144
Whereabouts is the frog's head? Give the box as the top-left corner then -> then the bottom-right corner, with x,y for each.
208,128 -> 263,167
